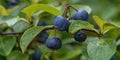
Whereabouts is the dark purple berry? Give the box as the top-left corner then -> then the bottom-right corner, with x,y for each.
53,15 -> 69,31
72,9 -> 89,21
74,31 -> 87,42
45,37 -> 62,50
31,51 -> 41,60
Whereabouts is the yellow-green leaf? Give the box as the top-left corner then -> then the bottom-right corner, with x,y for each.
103,23 -> 117,34
0,5 -> 8,16
93,15 -> 107,33
22,4 -> 60,17
69,20 -> 98,34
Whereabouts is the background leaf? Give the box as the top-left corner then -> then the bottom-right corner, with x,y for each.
7,50 -> 28,60
62,50 -> 81,60
0,36 -> 16,56
13,20 -> 30,32
9,3 -> 27,16
0,5 -> 8,16
87,38 -> 116,60
22,4 -> 60,17
103,28 -> 120,39
103,23 -> 117,34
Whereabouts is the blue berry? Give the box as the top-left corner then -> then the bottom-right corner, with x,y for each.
7,3 -> 17,8
53,15 -> 69,31
31,51 -> 41,60
74,31 -> 87,42
45,37 -> 62,50
72,9 -> 89,21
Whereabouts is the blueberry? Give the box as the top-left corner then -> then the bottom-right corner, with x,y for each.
45,37 -> 62,50
53,15 -> 69,31
74,31 -> 87,42
37,31 -> 48,43
31,51 -> 41,60
110,56 -> 116,60
7,3 -> 17,8
72,9 -> 89,21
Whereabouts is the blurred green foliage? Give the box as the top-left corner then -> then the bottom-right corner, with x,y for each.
0,0 -> 120,60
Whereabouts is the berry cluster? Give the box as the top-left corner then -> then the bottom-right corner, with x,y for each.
37,5 -> 89,50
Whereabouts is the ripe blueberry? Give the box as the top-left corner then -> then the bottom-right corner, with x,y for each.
74,31 -> 87,42
72,9 -> 89,21
53,15 -> 69,31
45,37 -> 62,50
31,51 -> 41,60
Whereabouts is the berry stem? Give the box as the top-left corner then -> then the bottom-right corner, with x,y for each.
68,8 -> 72,20
63,4 -> 70,18
69,5 -> 78,12
0,32 -> 23,35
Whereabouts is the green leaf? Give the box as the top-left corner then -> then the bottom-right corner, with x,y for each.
103,28 -> 120,39
0,16 -> 19,26
13,20 -> 30,32
62,50 -> 81,60
0,23 -> 8,32
103,23 -> 117,34
22,4 -> 60,17
87,38 -> 116,60
93,15 -> 107,33
69,20 -> 97,34
10,3 -> 27,16
20,25 -> 54,53
0,55 -> 6,60
0,36 -> 16,56
7,50 -> 28,60
0,5 -> 8,16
